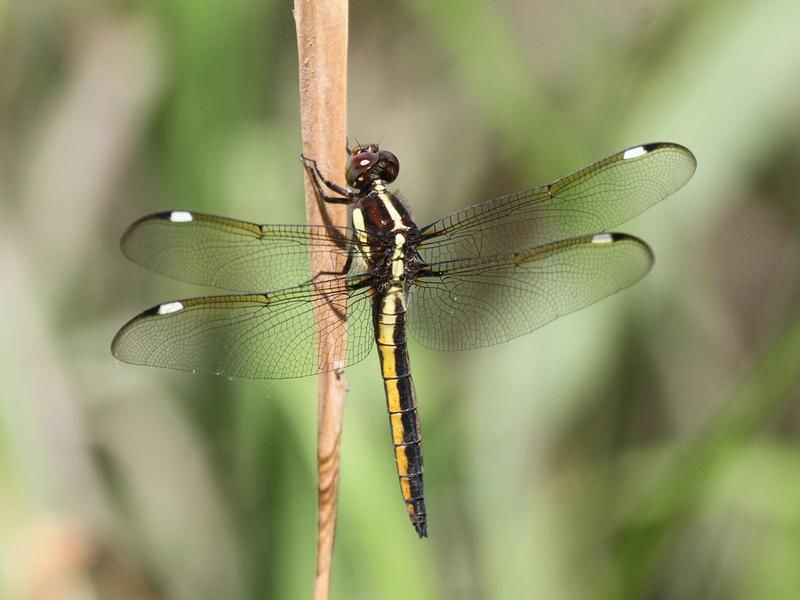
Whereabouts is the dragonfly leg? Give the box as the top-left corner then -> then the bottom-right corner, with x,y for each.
310,247 -> 355,283
301,155 -> 352,203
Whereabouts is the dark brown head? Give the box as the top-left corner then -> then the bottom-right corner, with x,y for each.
345,143 -> 399,189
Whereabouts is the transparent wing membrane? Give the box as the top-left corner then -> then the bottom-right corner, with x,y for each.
120,211 -> 359,292
111,278 -> 375,379
417,143 -> 695,264
409,233 -> 653,350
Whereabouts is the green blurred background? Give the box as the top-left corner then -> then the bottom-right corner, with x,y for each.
2,0 -> 800,598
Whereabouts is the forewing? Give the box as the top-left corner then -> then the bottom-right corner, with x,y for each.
111,278 -> 375,379
417,143 -> 695,263
409,233 -> 653,351
120,211 -> 359,292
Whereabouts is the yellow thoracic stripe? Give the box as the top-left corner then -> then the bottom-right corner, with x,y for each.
391,233 -> 406,279
374,183 -> 408,232
351,207 -> 368,246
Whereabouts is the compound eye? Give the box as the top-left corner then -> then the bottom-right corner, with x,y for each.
378,150 -> 399,182
346,150 -> 377,186
354,151 -> 376,168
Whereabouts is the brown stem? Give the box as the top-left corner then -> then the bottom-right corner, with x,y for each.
293,2 -> 349,599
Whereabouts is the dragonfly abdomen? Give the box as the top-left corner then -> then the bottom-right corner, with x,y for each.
374,287 -> 427,538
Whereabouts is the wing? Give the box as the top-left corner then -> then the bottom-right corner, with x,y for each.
408,233 -> 653,351
120,211 -> 362,292
416,143 -> 695,263
111,278 -> 375,379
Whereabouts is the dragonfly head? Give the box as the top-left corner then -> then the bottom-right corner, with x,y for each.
346,143 -> 399,189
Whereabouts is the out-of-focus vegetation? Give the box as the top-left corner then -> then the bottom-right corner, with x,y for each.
1,1 -> 799,598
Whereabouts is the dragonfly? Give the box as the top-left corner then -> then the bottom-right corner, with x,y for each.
112,141 -> 696,538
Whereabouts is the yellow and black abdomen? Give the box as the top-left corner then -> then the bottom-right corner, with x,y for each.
374,287 -> 427,537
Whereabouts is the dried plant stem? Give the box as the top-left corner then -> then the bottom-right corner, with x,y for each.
293,2 -> 349,599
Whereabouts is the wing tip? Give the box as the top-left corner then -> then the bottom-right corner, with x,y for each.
592,231 -> 654,259
622,141 -> 697,170
110,302 -> 163,362
119,209 -> 196,239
